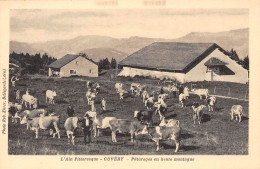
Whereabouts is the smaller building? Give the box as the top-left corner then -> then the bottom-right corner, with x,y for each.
48,54 -> 98,77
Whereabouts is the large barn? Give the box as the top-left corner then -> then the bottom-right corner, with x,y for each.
48,54 -> 98,77
118,42 -> 248,84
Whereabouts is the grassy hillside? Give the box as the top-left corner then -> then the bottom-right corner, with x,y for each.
8,76 -> 248,155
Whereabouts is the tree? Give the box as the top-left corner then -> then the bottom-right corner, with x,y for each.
111,58 -> 117,69
242,56 -> 249,70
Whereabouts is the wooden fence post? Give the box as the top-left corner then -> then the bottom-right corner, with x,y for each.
245,89 -> 248,99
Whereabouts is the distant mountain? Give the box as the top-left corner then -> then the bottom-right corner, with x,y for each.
10,28 -> 249,62
175,28 -> 249,58
79,48 -> 128,62
10,41 -> 46,55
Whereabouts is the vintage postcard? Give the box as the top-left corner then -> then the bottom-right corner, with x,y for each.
0,0 -> 259,169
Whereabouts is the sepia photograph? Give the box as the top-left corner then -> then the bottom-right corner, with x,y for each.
7,8 -> 249,155
0,0 -> 260,169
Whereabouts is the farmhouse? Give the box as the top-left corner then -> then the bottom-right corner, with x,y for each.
48,54 -> 98,77
118,42 -> 248,84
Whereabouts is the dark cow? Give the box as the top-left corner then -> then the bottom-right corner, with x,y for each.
144,126 -> 181,153
134,110 -> 153,125
109,119 -> 148,143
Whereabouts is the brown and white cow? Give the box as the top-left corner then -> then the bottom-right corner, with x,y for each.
109,119 -> 148,143
20,109 -> 48,129
159,117 -> 180,127
144,126 -> 181,153
26,115 -> 60,139
230,105 -> 243,122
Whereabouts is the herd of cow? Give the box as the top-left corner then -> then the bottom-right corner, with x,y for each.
8,79 -> 244,153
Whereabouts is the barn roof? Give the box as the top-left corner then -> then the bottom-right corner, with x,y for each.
204,57 -> 227,67
48,54 -> 97,69
119,42 -> 221,73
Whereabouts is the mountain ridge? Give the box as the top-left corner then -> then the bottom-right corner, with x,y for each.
10,28 -> 249,62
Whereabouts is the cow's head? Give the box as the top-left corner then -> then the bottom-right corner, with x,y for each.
20,115 -> 29,124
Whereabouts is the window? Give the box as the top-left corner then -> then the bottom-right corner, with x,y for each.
70,70 -> 76,74
89,69 -> 92,73
76,61 -> 78,65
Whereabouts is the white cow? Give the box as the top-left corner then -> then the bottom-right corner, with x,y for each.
115,83 -> 123,93
22,94 -> 38,109
118,89 -> 128,100
46,90 -> 57,104
64,117 -> 81,145
86,89 -> 96,105
191,104 -> 207,124
230,105 -> 243,122
191,88 -> 209,100
20,109 -> 48,130
26,115 -> 60,139
207,96 -> 217,111
93,116 -> 117,137
179,93 -> 188,108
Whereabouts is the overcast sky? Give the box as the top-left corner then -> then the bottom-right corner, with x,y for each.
10,9 -> 249,43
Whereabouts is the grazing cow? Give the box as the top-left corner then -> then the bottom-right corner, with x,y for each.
21,94 -> 38,109
168,85 -> 178,97
134,110 -> 153,125
144,126 -> 181,152
118,89 -> 128,100
46,90 -> 57,104
158,93 -> 168,101
207,96 -> 217,111
115,83 -> 123,93
93,116 -> 117,137
9,103 -> 18,123
191,88 -> 209,100
109,119 -> 148,143
20,109 -> 48,129
183,86 -> 189,99
11,76 -> 19,88
10,103 -> 23,123
27,115 -> 60,139
141,90 -> 150,103
93,83 -> 101,93
145,96 -> 154,109
191,104 -> 207,124
86,89 -> 96,105
230,105 -> 243,122
16,89 -> 21,102
179,93 -> 188,108
154,99 -> 168,120
64,117 -> 81,145
159,117 -> 180,127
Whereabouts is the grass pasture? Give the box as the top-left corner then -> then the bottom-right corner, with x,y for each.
8,75 -> 249,155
